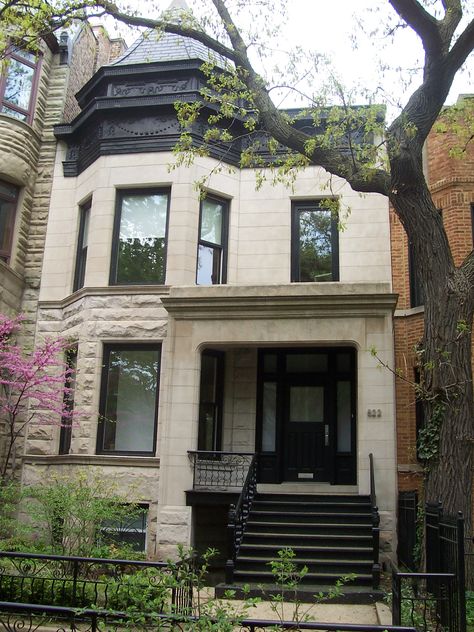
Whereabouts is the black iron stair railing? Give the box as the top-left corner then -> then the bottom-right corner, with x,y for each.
225,453 -> 258,584
369,452 -> 381,589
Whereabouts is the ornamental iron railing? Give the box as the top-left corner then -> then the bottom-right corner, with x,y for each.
0,601 -> 418,632
225,453 -> 258,584
0,551 -> 193,614
188,450 -> 255,489
369,453 -> 381,589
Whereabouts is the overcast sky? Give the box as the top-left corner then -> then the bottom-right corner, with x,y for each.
103,0 -> 473,121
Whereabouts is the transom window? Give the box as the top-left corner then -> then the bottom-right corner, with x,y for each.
196,196 -> 229,284
291,201 -> 339,282
97,345 -> 161,455
0,48 -> 39,123
0,179 -> 19,263
110,189 -> 170,285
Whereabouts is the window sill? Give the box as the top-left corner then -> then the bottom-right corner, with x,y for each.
22,454 -> 160,468
394,305 -> 425,317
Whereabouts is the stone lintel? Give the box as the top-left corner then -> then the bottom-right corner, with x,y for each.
161,283 -> 398,320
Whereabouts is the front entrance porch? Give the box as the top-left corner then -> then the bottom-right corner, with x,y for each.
156,283 -> 397,567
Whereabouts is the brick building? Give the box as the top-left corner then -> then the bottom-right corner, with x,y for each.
391,95 -> 474,497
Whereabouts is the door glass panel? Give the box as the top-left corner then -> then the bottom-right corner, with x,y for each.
337,380 -> 351,452
289,386 -> 324,422
286,353 -> 328,373
262,382 -> 277,451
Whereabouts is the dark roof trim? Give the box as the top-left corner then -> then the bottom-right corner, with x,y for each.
75,58 -> 206,108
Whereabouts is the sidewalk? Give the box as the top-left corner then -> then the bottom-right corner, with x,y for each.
198,588 -> 393,626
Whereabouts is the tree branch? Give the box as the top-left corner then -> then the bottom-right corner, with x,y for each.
210,0 -> 390,194
445,17 -> 474,77
389,0 -> 442,55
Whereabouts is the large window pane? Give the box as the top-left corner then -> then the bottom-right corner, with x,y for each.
113,191 -> 169,284
0,50 -> 38,123
292,203 -> 339,282
4,59 -> 34,110
98,346 -> 160,454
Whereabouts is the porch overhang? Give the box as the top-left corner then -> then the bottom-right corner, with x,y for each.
161,283 -> 398,320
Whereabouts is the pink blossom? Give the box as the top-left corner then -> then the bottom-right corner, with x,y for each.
0,314 -> 78,482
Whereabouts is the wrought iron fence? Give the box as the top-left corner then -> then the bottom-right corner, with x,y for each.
188,450 -> 254,488
0,601 -> 418,632
392,571 -> 457,632
398,491 -> 418,570
425,503 -> 466,632
0,551 -> 193,614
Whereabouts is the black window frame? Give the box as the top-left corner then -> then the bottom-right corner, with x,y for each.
99,503 -> 148,552
196,194 -> 229,285
96,343 -> 161,456
73,199 -> 91,292
110,188 -> 170,286
0,47 -> 41,124
0,179 -> 19,263
291,200 -> 339,283
58,346 -> 78,455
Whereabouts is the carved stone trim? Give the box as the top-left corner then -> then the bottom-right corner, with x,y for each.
22,454 -> 160,468
38,284 -> 171,310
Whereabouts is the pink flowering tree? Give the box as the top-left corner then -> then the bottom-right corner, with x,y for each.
0,314 -> 75,484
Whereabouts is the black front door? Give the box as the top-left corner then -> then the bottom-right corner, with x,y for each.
283,378 -> 329,481
257,348 -> 356,485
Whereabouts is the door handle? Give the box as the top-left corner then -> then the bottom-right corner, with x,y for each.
324,424 -> 329,447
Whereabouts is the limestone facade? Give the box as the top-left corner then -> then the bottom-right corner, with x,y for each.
29,144 -> 397,558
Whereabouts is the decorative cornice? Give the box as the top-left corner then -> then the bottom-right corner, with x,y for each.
38,285 -> 171,310
161,283 -> 398,320
22,454 -> 160,467
429,176 -> 474,194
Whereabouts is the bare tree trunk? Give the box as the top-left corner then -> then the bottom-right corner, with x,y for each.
391,180 -> 474,530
